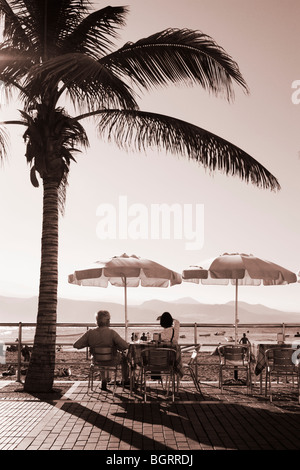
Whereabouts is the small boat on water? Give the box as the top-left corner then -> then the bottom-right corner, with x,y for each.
214,331 -> 226,336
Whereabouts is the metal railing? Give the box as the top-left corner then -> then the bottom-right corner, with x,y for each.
1,321 -> 299,382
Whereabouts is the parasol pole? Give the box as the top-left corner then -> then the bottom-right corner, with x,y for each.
235,279 -> 238,344
124,276 -> 128,342
234,278 -> 239,381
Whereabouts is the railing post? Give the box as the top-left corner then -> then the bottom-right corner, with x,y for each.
194,323 -> 197,344
282,322 -> 286,339
194,323 -> 198,381
17,322 -> 22,382
86,326 -> 89,360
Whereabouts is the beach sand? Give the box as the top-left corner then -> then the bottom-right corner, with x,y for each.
0,349 -> 231,383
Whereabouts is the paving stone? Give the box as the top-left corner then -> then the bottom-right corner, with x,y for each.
0,381 -> 299,451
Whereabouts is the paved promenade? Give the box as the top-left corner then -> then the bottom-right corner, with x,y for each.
0,379 -> 300,454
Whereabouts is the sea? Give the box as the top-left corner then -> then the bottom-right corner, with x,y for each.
1,324 -> 300,352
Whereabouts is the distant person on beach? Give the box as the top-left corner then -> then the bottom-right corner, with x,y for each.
157,312 -> 180,343
73,310 -> 130,391
239,333 -> 250,345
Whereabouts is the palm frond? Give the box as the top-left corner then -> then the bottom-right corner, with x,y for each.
53,0 -> 90,38
102,28 -> 249,100
60,5 -> 128,58
1,0 -> 49,54
24,53 -> 138,111
0,0 -> 32,48
2,1 -> 92,59
0,44 -> 37,88
0,124 -> 9,161
94,109 -> 280,191
57,171 -> 69,216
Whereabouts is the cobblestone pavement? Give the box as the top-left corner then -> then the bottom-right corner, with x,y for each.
0,379 -> 300,452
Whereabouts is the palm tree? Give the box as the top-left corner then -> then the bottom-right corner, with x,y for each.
0,1 -> 280,392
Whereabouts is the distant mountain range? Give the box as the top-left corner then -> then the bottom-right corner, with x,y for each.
0,295 -> 299,324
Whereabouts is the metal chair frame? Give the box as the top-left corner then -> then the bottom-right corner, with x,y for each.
265,347 -> 300,403
88,347 -> 121,400
141,347 -> 177,402
127,346 -> 143,396
218,344 -> 252,394
179,344 -> 202,396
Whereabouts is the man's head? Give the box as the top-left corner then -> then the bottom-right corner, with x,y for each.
96,310 -> 110,327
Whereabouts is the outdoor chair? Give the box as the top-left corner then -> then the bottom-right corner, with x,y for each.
141,347 -> 177,402
265,347 -> 300,403
88,347 -> 122,400
218,344 -> 252,394
178,344 -> 202,396
128,352 -> 143,396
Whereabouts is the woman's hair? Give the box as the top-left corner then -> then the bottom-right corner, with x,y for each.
160,311 -> 173,329
96,310 -> 110,327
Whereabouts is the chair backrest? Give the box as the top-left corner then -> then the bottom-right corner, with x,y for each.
179,344 -> 200,365
141,347 -> 176,372
218,344 -> 250,363
266,347 -> 298,372
187,345 -> 200,366
92,347 -> 114,363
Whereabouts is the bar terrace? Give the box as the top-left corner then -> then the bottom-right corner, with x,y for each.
0,321 -> 300,453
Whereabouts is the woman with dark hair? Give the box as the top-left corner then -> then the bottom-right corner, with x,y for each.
158,312 -> 180,343
155,312 -> 183,381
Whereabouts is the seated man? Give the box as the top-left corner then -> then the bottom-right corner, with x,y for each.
73,310 -> 130,390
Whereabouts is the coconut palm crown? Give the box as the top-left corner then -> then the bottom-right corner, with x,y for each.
0,1 -> 280,392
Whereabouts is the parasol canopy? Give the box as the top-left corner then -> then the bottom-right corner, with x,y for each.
69,253 -> 182,340
182,253 -> 297,342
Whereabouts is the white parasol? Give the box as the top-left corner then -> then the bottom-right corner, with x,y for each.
68,253 -> 182,340
182,253 -> 297,343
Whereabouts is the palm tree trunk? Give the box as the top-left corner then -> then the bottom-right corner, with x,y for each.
24,178 -> 59,392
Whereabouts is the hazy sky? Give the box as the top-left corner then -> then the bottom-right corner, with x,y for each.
0,0 -> 299,316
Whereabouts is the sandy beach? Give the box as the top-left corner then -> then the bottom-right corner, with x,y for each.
2,330 -> 299,384
0,348 -> 240,383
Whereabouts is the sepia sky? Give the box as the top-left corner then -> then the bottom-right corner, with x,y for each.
0,0 -> 299,313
